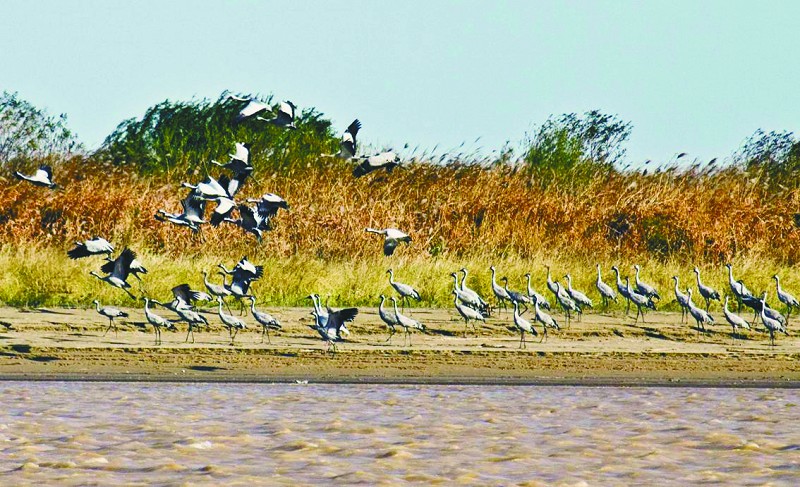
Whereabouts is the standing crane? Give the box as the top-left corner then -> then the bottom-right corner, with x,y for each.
722,295 -> 751,343
451,272 -> 487,315
202,271 -> 232,314
489,266 -> 511,313
611,266 -> 632,314
633,265 -> 660,301
524,273 -> 551,310
564,274 -> 593,311
725,263 -> 753,311
693,267 -> 720,312
672,276 -> 691,323
512,301 -> 537,349
142,297 -> 176,345
554,281 -> 581,326
759,294 -> 788,347
388,268 -> 421,310
248,296 -> 281,344
377,294 -> 399,343
459,268 -> 490,314
773,274 -> 799,320
532,295 -> 559,343
452,290 -> 486,337
216,296 -> 247,345
390,297 -> 425,346
92,300 -> 128,337
625,277 -> 655,323
686,288 -> 714,334
501,276 -> 532,314
595,264 -> 617,309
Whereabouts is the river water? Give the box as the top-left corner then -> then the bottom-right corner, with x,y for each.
0,382 -> 798,485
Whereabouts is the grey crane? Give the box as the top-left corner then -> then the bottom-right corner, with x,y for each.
366,228 -> 411,256
532,295 -> 559,343
671,276 -> 691,323
460,268 -> 490,314
167,283 -> 211,312
388,268 -> 421,310
759,294 -> 787,346
390,297 -> 425,346
524,273 -> 551,311
93,299 -> 128,337
725,263 -> 753,311
227,94 -> 271,123
181,175 -> 229,200
554,281 -> 581,327
172,306 -> 209,343
218,258 -> 262,314
501,276 -> 531,314
722,295 -> 751,342
15,165 -> 57,188
212,142 -> 253,174
142,297 -> 176,345
490,266 -> 511,313
564,274 -> 593,311
773,274 -> 799,320
740,291 -> 787,328
544,264 -> 559,297
202,271 -> 232,314
257,100 -> 298,129
686,288 -> 714,334
324,119 -> 361,159
90,248 -> 138,300
216,296 -> 246,345
693,267 -> 720,312
353,151 -> 401,178
378,294 -> 399,342
633,265 -> 660,300
595,264 -> 617,308
453,290 -> 486,336
625,277 -> 655,323
68,237 -> 113,259
451,272 -> 488,316
243,193 -> 290,232
100,251 -> 147,283
611,265 -> 632,314
224,203 -> 267,242
309,306 -> 358,353
248,296 -> 281,343
309,294 -> 351,338
512,300 -> 537,349
155,193 -> 207,232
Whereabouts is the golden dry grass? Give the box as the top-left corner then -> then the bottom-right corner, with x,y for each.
1,157 -> 799,307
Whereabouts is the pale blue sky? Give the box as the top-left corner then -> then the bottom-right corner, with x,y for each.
1,0 -> 798,163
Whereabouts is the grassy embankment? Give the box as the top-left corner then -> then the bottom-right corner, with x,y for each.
1,155 -> 799,311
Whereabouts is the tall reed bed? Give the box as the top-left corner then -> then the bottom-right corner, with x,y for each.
1,155 -> 798,308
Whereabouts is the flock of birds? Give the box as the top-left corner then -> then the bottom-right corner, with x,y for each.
12,95 -> 797,351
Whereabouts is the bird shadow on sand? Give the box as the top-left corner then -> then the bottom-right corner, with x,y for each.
29,308 -> 75,315
187,365 -> 226,372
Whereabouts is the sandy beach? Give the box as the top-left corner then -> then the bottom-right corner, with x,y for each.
0,305 -> 798,386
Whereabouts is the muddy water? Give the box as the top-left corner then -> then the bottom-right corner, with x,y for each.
0,383 -> 798,485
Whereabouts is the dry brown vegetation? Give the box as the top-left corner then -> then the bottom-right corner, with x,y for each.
2,157 -> 799,262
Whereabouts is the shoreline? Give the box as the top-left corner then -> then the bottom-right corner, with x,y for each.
1,305 -> 798,387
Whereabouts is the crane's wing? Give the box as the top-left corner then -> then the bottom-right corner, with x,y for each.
171,284 -> 193,303
210,197 -> 236,226
114,248 -> 136,281
384,238 -> 398,256
328,307 -> 359,335
236,100 -> 269,122
67,243 -> 91,259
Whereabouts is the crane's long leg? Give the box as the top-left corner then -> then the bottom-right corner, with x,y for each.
705,298 -> 711,313
385,327 -> 395,343
519,331 -> 525,349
